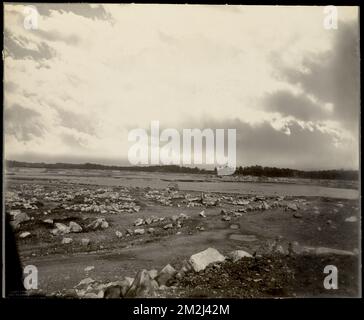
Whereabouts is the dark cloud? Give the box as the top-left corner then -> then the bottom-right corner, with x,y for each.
4,28 -> 56,61
270,21 -> 359,133
9,3 -> 113,21
264,90 -> 329,121
5,104 -> 45,141
178,118 -> 358,170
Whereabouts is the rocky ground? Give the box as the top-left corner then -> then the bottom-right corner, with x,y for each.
5,176 -> 360,298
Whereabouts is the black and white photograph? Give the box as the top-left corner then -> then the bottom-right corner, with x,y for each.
2,3 -> 361,302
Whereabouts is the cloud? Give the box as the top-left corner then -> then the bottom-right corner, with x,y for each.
10,3 -> 113,21
270,21 -> 359,134
57,108 -> 97,136
264,90 -> 330,121
33,29 -> 81,46
5,104 -> 45,141
4,28 -> 56,61
3,5 -> 359,169
193,118 -> 358,170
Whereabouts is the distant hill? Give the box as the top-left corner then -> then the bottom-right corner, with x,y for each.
5,160 -> 358,181
5,160 -> 212,174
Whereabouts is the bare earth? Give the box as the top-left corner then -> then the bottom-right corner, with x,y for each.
5,168 -> 360,298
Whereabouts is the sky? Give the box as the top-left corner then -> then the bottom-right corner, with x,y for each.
4,4 -> 360,170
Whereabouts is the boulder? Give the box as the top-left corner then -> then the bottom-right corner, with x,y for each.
134,218 -> 144,226
115,231 -> 123,238
189,248 -> 226,272
84,266 -> 95,272
287,203 -> 298,211
163,223 -> 173,230
9,210 -> 30,229
155,264 -> 177,286
345,216 -> 358,223
126,270 -> 155,297
179,213 -> 189,220
19,231 -> 31,239
262,201 -> 270,210
62,237 -> 73,244
86,218 -> 109,230
81,238 -> 90,246
76,277 -> 95,287
134,228 -> 145,235
51,223 -> 70,235
69,221 -> 82,233
124,277 -> 134,287
228,250 -> 252,262
148,269 -> 158,280
104,278 -> 131,298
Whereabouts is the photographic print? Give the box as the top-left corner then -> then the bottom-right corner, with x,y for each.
2,3 -> 360,301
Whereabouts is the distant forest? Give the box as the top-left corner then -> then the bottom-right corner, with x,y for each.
5,160 -> 358,181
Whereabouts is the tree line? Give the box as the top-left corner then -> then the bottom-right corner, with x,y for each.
6,160 -> 358,180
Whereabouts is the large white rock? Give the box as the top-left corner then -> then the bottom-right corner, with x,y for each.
189,248 -> 226,272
